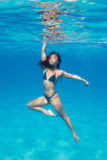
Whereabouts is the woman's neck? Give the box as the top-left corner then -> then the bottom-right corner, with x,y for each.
48,64 -> 57,70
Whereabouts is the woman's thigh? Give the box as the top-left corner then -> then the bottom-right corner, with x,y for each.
50,93 -> 67,117
27,96 -> 49,107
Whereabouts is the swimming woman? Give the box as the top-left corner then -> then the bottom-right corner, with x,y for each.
27,41 -> 89,143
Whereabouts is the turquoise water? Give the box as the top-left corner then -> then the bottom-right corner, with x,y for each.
0,1 -> 107,160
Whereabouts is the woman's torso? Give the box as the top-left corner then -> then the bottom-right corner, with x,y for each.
43,68 -> 61,96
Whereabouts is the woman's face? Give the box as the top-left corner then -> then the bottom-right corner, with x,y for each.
49,54 -> 59,66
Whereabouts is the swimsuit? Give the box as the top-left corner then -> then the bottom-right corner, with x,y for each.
44,91 -> 57,103
43,69 -> 57,103
43,69 -> 57,84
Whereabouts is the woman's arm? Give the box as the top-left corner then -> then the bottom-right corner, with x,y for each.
60,70 -> 89,86
41,42 -> 47,61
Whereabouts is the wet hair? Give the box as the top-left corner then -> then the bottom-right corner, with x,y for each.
38,51 -> 62,70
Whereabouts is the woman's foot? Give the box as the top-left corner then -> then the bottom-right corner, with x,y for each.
73,134 -> 79,143
47,109 -> 58,117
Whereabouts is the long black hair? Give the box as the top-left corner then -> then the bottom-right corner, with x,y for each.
38,51 -> 62,70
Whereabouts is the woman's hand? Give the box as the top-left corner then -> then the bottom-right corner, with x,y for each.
43,36 -> 48,44
85,80 -> 89,86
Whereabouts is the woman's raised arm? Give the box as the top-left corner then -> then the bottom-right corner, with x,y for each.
41,42 -> 47,61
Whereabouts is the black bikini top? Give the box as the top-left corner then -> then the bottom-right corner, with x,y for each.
43,70 -> 57,84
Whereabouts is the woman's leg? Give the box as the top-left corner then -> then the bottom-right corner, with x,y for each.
50,93 -> 79,143
27,96 -> 57,116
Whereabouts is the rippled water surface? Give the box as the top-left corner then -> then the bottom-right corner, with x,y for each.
0,0 -> 107,46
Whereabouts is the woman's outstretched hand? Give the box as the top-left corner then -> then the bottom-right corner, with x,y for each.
43,36 -> 48,44
85,80 -> 89,86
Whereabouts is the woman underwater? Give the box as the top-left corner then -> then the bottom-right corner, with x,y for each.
27,41 -> 89,143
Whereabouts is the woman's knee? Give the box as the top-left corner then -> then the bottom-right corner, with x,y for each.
27,102 -> 33,108
27,99 -> 39,108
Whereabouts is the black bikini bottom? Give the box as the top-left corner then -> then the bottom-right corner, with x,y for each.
44,91 -> 57,103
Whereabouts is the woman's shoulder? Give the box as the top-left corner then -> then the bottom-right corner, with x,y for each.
57,69 -> 64,73
56,69 -> 64,77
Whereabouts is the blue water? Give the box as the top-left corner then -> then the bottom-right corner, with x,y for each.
0,1 -> 107,160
